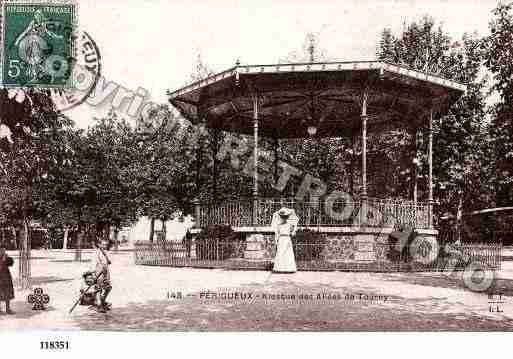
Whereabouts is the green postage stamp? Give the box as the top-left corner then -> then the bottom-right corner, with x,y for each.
1,0 -> 77,87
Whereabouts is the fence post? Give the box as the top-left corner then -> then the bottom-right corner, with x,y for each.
427,108 -> 434,229
193,198 -> 201,229
360,196 -> 368,227
317,200 -> 321,228
252,197 -> 259,226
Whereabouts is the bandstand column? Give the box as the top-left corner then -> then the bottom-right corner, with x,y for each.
413,127 -> 419,205
428,108 -> 434,229
252,95 -> 259,226
273,137 -> 279,183
360,89 -> 368,225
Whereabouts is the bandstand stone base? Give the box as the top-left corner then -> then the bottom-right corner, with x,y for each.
244,234 -> 267,260
234,226 -> 437,263
190,226 -> 438,266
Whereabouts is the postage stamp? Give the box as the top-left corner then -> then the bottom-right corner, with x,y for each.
0,0 -> 77,88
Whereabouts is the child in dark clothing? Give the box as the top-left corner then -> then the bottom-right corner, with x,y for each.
0,246 -> 15,314
80,271 -> 99,307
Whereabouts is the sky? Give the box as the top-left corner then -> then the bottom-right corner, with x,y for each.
67,0 -> 502,128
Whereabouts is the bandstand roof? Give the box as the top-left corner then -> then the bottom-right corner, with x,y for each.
168,60 -> 466,138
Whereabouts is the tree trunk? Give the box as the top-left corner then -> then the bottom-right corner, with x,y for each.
18,218 -> 31,289
46,231 -> 52,249
456,191 -> 463,242
74,225 -> 83,262
75,207 -> 83,261
62,227 -> 69,249
196,145 -> 203,195
149,217 -> 155,242
212,130 -> 220,203
11,227 -> 17,249
113,226 -> 119,251
95,222 -> 108,245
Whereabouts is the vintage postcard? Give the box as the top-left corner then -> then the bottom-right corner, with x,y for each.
1,0 -> 513,354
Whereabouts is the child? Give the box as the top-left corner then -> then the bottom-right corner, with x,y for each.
79,271 -> 99,308
0,246 -> 15,314
91,239 -> 112,313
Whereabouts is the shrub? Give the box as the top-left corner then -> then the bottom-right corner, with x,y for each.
292,229 -> 326,260
195,225 -> 241,260
386,229 -> 417,262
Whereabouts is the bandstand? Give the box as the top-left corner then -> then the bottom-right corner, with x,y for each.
166,60 -> 467,266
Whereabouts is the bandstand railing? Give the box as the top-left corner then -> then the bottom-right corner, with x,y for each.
196,197 -> 430,229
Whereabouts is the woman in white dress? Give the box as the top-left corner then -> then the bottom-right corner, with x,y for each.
272,208 -> 297,273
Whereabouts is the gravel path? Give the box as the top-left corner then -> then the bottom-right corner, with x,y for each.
1,249 -> 513,331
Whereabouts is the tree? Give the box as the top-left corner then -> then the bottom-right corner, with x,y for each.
32,126 -> 81,250
165,54 -> 250,208
486,2 -> 513,208
38,109 -> 142,257
376,17 -> 491,224
0,88 -> 72,288
132,105 -> 190,241
482,2 -> 513,240
74,110 -> 140,254
280,31 -> 333,63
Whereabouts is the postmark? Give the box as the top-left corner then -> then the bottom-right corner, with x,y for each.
0,0 -> 77,88
49,30 -> 101,111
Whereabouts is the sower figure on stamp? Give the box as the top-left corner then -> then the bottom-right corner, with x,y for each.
14,9 -> 64,82
91,238 -> 112,313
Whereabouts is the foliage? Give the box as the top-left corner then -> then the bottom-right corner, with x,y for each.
132,105 -> 189,221
33,109 -> 145,251
195,225 -> 241,260
279,31 -> 333,63
377,17 -> 463,79
0,88 -> 72,285
485,2 -> 513,207
0,89 -> 72,226
376,16 -> 492,221
292,229 -> 326,260
61,113 -> 135,228
159,55 -> 255,205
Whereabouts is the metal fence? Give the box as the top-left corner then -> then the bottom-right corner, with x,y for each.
134,240 -> 501,272
134,240 -> 247,268
198,197 -> 430,229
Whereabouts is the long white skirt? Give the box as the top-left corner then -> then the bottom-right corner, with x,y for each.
273,235 -> 297,273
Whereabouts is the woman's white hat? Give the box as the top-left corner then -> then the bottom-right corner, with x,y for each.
278,207 -> 293,217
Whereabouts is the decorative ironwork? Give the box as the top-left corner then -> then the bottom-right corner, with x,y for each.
197,197 -> 430,229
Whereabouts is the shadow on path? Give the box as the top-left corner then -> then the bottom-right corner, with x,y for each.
380,273 -> 467,291
0,300 -> 57,320
29,276 -> 75,286
72,281 -> 513,331
380,272 -> 513,297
